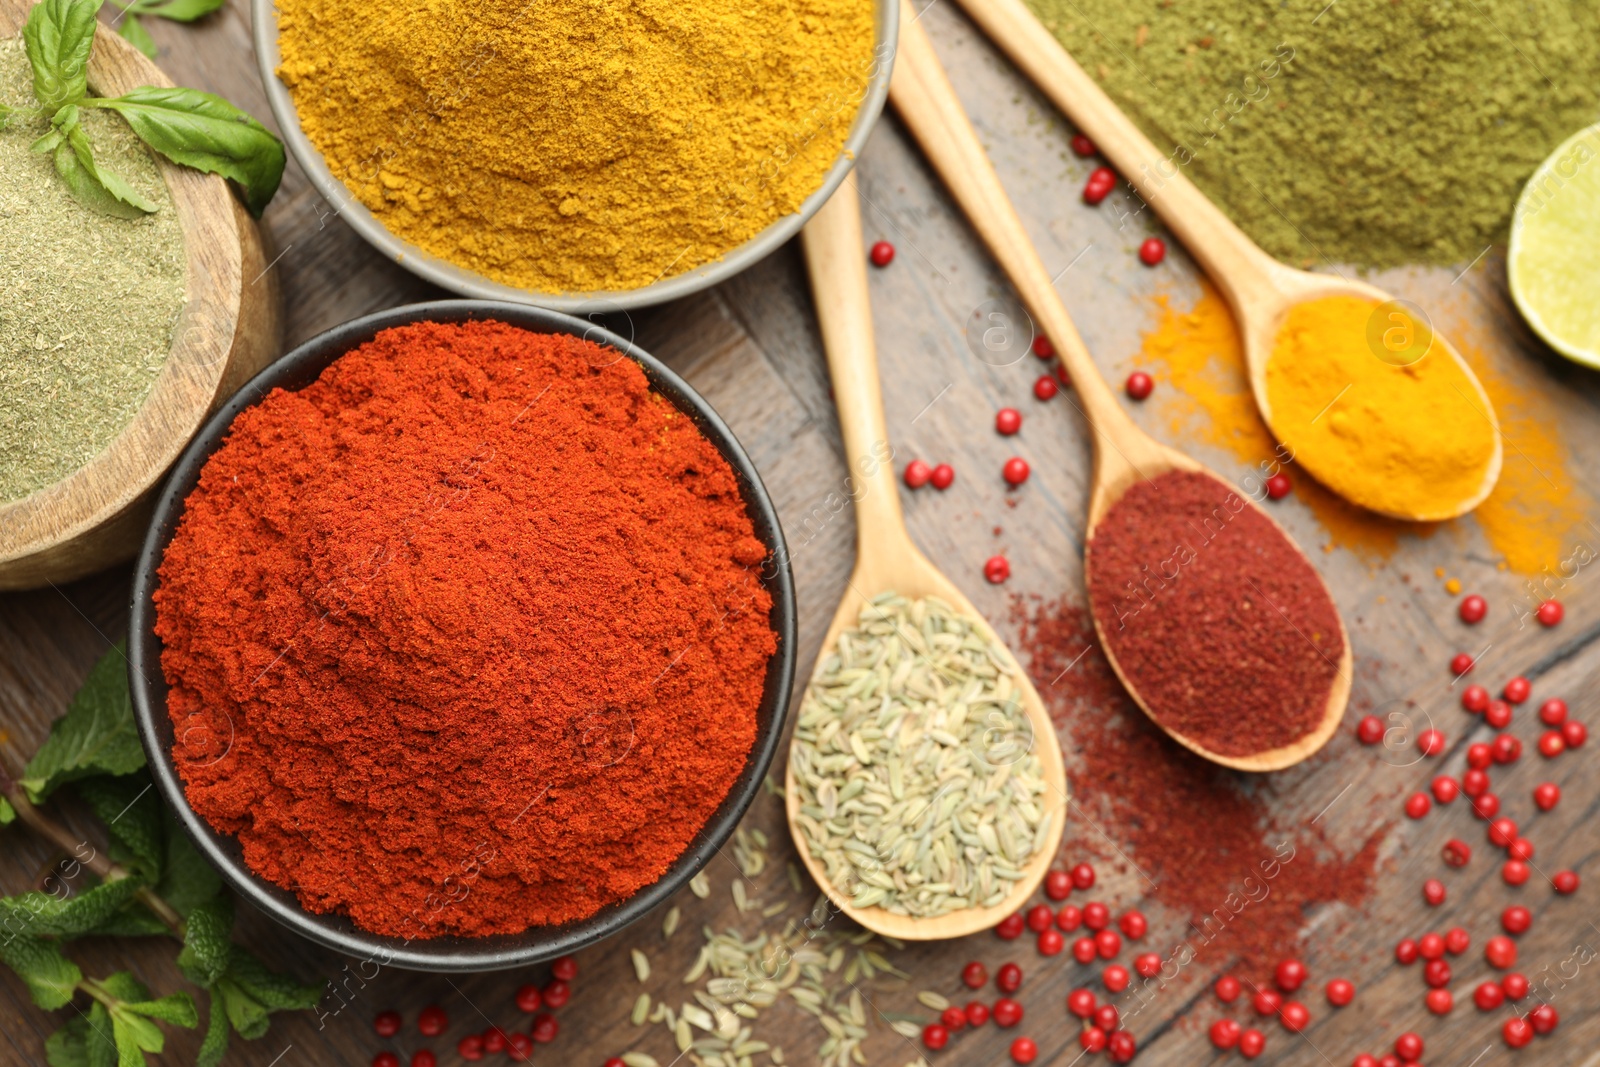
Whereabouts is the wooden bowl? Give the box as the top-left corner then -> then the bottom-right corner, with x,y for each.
0,0 -> 280,590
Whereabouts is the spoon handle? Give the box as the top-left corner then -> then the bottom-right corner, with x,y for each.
950,0 -> 1284,308
801,182 -> 911,569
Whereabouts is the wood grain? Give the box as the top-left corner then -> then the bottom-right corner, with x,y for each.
3,2 -> 1600,1066
0,0 -> 280,589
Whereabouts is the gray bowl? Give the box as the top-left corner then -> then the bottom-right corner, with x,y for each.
251,0 -> 897,312
128,301 -> 797,971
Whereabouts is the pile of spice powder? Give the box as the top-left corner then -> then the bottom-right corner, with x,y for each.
154,320 -> 777,938
1024,0 -> 1600,268
1085,470 -> 1343,756
274,0 -> 875,294
0,37 -> 185,502
1013,595 -> 1382,978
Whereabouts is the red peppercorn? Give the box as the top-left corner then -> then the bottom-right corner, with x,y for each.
903,459 -> 931,489
1503,1017 -> 1534,1049
1083,167 -> 1116,204
1253,989 -> 1282,1016
1563,719 -> 1587,747
1459,594 -> 1487,623
1011,1036 -> 1039,1064
508,1031 -> 534,1060
530,1014 -> 558,1044
1280,1001 -> 1310,1032
1473,792 -> 1501,819
1485,700 -> 1513,729
1002,457 -> 1030,486
1378,1055 -> 1401,1067
1502,905 -> 1532,935
1395,938 -> 1419,965
1424,988 -> 1453,1015
1211,1018 -> 1242,1049
984,555 -> 1012,584
551,956 -> 577,981
1069,133 -> 1097,157
1422,879 -> 1446,906
966,1001 -> 990,1026
1032,334 -> 1055,358
1081,1026 -> 1108,1053
996,912 -> 1026,939
1467,741 -> 1492,767
1394,1033 -> 1423,1062
1537,599 -> 1564,626
993,998 -> 1023,1028
1530,1003 -> 1559,1034
1486,935 -> 1517,969
1417,728 -> 1445,756
1039,928 -> 1065,956
1423,958 -> 1451,988
1489,817 -> 1519,847
1462,684 -> 1490,712
458,1035 -> 485,1062
1356,715 -> 1384,744
1044,869 -> 1072,900
962,961 -> 989,989
997,962 -> 1023,993
1325,978 -> 1354,1006
605,1059 -> 626,1067
922,1023 -> 949,1050
1554,869 -> 1579,894
482,1030 -> 507,1054
1444,927 -> 1470,955
416,1054 -> 438,1067
1073,937 -> 1098,964
1259,471 -> 1290,499
1125,371 -> 1154,400
1108,1030 -> 1137,1064
515,985 -> 542,1013
542,979 -> 571,1009
418,1005 -> 447,1037
1503,972 -> 1530,999
1134,952 -> 1161,978
1068,989 -> 1097,1018
1026,904 -> 1053,933
1274,959 -> 1307,993
1430,776 -> 1459,803
1504,859 -> 1531,885
1539,697 -> 1568,725
1404,792 -> 1431,819
1033,374 -> 1059,400
1510,837 -> 1535,861
1353,1056 -> 1378,1067
941,1005 -> 967,1031
1450,652 -> 1475,675
1093,1004 -> 1120,1032
1239,1029 -> 1266,1059
375,1010 -> 402,1037
1138,238 -> 1166,266
1473,980 -> 1504,1011
1083,901 -> 1110,930
929,463 -> 955,490
1492,735 -> 1521,765
1103,964 -> 1130,993
1057,904 -> 1083,931
1118,910 -> 1148,939
1442,838 -> 1471,867
1071,862 -> 1096,889
1095,929 -> 1122,958
1504,676 -> 1532,703
869,241 -> 896,267
1538,730 -> 1566,758
374,1055 -> 400,1067
1216,975 -> 1242,1001
1462,768 -> 1489,797
1419,932 -> 1445,960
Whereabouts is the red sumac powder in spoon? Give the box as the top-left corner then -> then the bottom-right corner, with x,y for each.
1085,470 -> 1343,756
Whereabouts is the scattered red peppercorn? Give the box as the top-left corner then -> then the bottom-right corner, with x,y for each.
996,912 -> 1025,939
1467,741 -> 1492,767
1216,975 -> 1242,1002
530,1015 -> 558,1044
1274,959 -> 1307,993
1431,775 -> 1459,803
1073,937 -> 1098,964
1118,910 -> 1148,939
1503,1017 -> 1533,1049
605,1059 -> 626,1067
1108,1030 -> 1137,1064
1442,838 -> 1471,867
1504,676 -> 1532,703
1261,471 -> 1293,499
1504,859 -> 1531,885
1033,374 -> 1059,400
1378,1053 -> 1400,1067
1125,371 -> 1154,400
1422,879 -> 1447,906
1104,964 -> 1131,993
374,1054 -> 400,1067
1253,989 -> 1282,1016
1211,1018 -> 1242,1049
962,961 -> 989,989
1485,700 -> 1513,729
903,459 -> 931,488
929,463 -> 955,490
482,1031 -> 507,1054
1039,928 -> 1066,956
1473,792 -> 1501,819
508,1031 -> 534,1060
1419,932 -> 1445,960
869,241 -> 895,268
984,555 -> 1012,584
1502,905 -> 1532,935
1539,730 -> 1566,758
1450,652 -> 1475,675
1000,457 -> 1031,489
515,985 -> 542,1013
1462,768 -> 1489,797
1486,936 -> 1517,969
1043,871 -> 1071,902
993,998 -> 1023,1028
1473,980 -> 1505,1011
1094,1004 -> 1120,1032
1492,735 -> 1522,764
1539,697 -> 1568,725
1071,862 -> 1096,889
1510,837 -> 1535,861
1530,1003 -> 1559,1034
418,1005 -> 447,1037
1070,134 -> 1096,157
1445,927 -> 1470,955
543,979 -> 572,1009
1323,978 -> 1354,1007
1095,929 -> 1122,958
1563,719 -> 1587,747
1459,594 -> 1487,623
1395,938 -> 1419,965
1502,972 -> 1530,999
1011,1036 -> 1039,1064
1424,988 -> 1453,1015
1423,958 -> 1451,988
1489,817 -> 1519,847
1537,599 -> 1564,626
1462,684 -> 1490,712
1057,904 -> 1083,931
997,962 -> 1023,993
941,1005 -> 968,1031
966,1001 -> 990,1026
1418,729 -> 1446,756
458,1035 -> 485,1062
1138,237 -> 1166,266
1357,715 -> 1384,744
1083,167 -> 1116,204
1068,989 -> 1097,1018
1239,1028 -> 1266,1059
922,1023 -> 949,1050
1026,904 -> 1053,933
1404,792 -> 1431,819
1134,952 -> 1161,978
1081,1026 -> 1108,1053
1032,334 -> 1055,358
414,1053 -> 438,1067
1083,901 -> 1110,930
1554,869 -> 1580,894
1353,1056 -> 1377,1067
1280,1001 -> 1310,1032
1394,1033 -> 1424,1062
375,1010 -> 402,1037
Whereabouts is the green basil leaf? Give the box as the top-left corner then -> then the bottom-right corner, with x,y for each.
63,113 -> 158,214
23,0 -> 102,112
0,935 -> 83,1009
91,87 -> 283,216
0,873 -> 145,938
216,976 -> 269,1040
87,1001 -> 119,1067
155,807 -> 220,916
223,947 -> 321,1012
119,991 -> 198,1028
175,895 -> 232,987
116,16 -> 157,58
75,773 -> 162,875
111,1010 -> 163,1066
22,643 -> 144,800
31,127 -> 64,153
143,0 -> 224,21
44,1015 -> 91,1067
0,796 -> 15,825
195,991 -> 229,1067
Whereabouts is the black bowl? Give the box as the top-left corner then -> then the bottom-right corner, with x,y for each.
128,301 -> 797,971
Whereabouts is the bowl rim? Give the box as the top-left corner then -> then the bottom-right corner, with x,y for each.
250,0 -> 898,312
128,300 -> 799,971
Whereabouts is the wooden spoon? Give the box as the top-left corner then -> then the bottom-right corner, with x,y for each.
783,181 -> 1067,940
946,0 -> 1503,522
888,3 -> 1351,773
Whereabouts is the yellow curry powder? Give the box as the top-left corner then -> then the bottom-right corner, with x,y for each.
276,0 -> 876,293
1264,295 -> 1497,520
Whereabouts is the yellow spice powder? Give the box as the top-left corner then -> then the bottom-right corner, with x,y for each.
1264,295 -> 1498,520
276,0 -> 876,294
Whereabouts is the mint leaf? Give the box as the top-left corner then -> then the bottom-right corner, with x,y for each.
75,774 -> 162,875
224,947 -> 321,1011
89,87 -> 283,216
175,896 -> 232,987
116,16 -> 156,58
44,1014 -> 91,1067
120,991 -> 198,1027
0,935 -> 82,1009
216,977 -> 269,1040
155,807 -> 220,916
93,971 -> 149,1002
22,0 -> 102,112
23,643 -> 144,800
111,1010 -> 163,1066
0,796 -> 15,825
196,991 -> 229,1067
0,874 -> 145,938
84,905 -> 168,938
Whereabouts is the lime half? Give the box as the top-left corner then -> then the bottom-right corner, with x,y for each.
1509,123 -> 1600,368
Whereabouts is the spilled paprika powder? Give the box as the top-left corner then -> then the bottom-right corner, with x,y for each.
154,320 -> 776,938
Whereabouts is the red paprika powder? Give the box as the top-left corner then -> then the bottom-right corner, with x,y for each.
1085,470 -> 1344,756
154,320 -> 776,938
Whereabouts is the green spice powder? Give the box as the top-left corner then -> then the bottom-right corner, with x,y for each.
1023,0 -> 1600,268
0,37 -> 185,503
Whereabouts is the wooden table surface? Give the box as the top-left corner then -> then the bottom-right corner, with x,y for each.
5,2 -> 1600,1065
